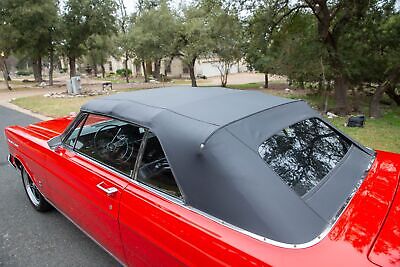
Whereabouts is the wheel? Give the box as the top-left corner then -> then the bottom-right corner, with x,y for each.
21,167 -> 52,212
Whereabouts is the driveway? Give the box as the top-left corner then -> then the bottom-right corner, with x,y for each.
0,106 -> 119,266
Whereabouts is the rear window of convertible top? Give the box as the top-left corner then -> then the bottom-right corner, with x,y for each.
258,118 -> 351,196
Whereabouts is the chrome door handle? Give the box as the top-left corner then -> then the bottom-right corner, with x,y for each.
96,182 -> 118,196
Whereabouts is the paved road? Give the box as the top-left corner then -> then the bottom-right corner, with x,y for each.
0,106 -> 119,266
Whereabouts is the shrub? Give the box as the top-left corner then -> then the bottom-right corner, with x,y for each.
116,68 -> 132,77
15,70 -> 33,76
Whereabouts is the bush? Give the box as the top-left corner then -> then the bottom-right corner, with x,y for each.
116,68 -> 132,77
15,70 -> 33,76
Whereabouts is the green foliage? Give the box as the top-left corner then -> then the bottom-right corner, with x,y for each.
245,2 -> 325,82
15,70 -> 33,76
340,3 -> 400,84
0,0 -> 59,82
207,4 -> 243,86
176,4 -> 212,66
86,35 -> 116,68
128,1 -> 178,62
116,68 -> 132,76
270,12 -> 326,82
61,0 -> 117,59
0,0 -> 58,57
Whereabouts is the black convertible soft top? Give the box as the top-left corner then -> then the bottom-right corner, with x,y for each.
82,86 -> 374,245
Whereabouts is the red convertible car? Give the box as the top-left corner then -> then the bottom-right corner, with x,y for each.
5,87 -> 400,266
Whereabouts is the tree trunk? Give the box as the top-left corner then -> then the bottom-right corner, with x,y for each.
101,64 -> 105,78
333,75 -> 349,115
189,58 -> 197,87
264,73 -> 269,88
69,56 -> 76,78
386,85 -> 400,106
124,52 -> 129,83
4,60 -> 11,81
154,59 -> 161,81
32,57 -> 43,82
146,61 -> 152,77
0,56 -> 11,90
321,80 -> 330,114
32,60 -> 39,81
93,65 -> 98,77
352,85 -> 362,112
2,70 -> 11,90
220,63 -> 229,87
222,69 -> 229,87
370,84 -> 386,118
370,69 -> 400,117
299,79 -> 305,89
49,49 -> 54,86
142,61 -> 148,83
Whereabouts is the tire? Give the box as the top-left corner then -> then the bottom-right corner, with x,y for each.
21,167 -> 52,212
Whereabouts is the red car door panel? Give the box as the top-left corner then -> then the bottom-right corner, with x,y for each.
45,146 -> 128,263
119,183 -> 264,266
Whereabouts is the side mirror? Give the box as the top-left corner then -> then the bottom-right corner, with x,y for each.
47,135 -> 62,150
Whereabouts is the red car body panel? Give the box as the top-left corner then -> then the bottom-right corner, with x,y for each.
5,116 -> 400,266
368,152 -> 400,266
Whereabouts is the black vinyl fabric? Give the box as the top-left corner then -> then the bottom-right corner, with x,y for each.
81,86 -> 374,244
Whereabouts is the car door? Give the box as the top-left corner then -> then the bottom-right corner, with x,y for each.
119,132 -> 188,266
45,113 -> 145,264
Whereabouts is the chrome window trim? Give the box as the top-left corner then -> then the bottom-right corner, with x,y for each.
132,130 -> 150,180
129,179 -> 185,205
70,149 -> 134,182
61,112 -> 88,144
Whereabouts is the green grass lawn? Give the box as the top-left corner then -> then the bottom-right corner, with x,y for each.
12,95 -> 98,118
11,85 -> 400,153
329,111 -> 400,153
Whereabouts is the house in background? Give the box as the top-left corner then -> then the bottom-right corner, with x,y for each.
106,56 -> 248,79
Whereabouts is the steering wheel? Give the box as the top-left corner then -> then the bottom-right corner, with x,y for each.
93,124 -> 134,163
137,157 -> 170,181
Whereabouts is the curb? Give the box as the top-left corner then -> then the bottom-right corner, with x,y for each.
0,102 -> 53,121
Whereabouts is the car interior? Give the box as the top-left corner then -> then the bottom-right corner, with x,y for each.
66,114 -> 182,199
137,133 -> 182,199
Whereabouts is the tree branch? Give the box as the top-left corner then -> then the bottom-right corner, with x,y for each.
269,4 -> 308,35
